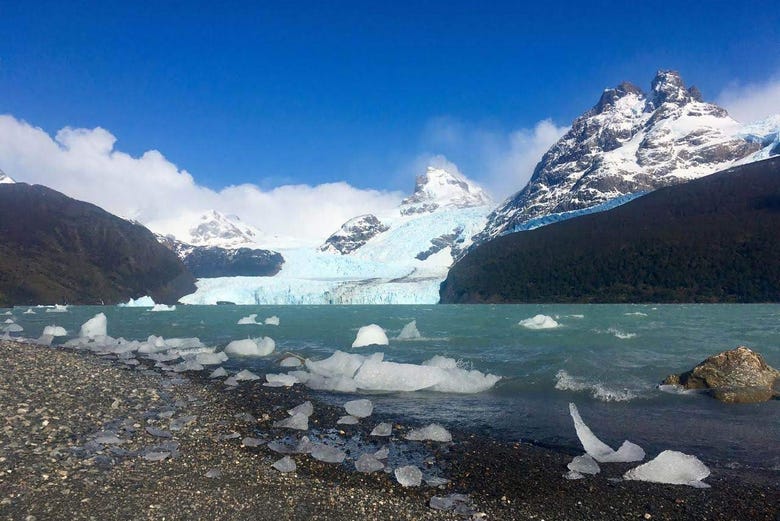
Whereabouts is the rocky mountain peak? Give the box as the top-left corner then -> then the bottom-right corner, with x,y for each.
595,81 -> 644,113
400,166 -> 492,215
187,210 -> 262,248
649,69 -> 692,107
319,214 -> 389,254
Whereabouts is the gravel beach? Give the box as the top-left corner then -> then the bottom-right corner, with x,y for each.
0,339 -> 777,521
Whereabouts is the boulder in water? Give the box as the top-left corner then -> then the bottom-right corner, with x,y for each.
662,346 -> 779,403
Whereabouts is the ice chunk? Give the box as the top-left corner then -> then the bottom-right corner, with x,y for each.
264,315 -> 280,325
235,369 -> 260,381
23,308 -> 36,314
567,454 -> 600,475
224,376 -> 238,386
272,455 -> 296,473
43,325 -> 67,337
273,412 -> 309,430
36,334 -> 54,346
3,318 -> 13,323
374,446 -> 389,459
623,450 -> 710,488
305,350 -> 369,378
205,468 -> 222,478
568,403 -> 645,463
397,320 -> 421,340
224,337 -> 275,357
355,453 -> 384,473
120,296 -> 155,307
337,415 -> 359,425
564,470 -> 585,480
288,401 -> 313,417
280,356 -> 302,368
370,422 -> 392,437
194,351 -> 228,365
264,373 -> 299,387
404,424 -> 452,442
344,398 -> 373,418
237,314 -> 259,325
151,304 -> 175,312
142,451 -> 170,461
311,444 -> 346,463
394,465 -> 422,487
242,437 -> 264,447
46,304 -> 68,313
519,314 -> 559,329
351,324 -> 389,347
3,324 -> 23,333
79,313 -> 107,338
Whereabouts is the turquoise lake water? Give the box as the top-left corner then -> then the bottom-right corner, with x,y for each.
4,303 -> 779,472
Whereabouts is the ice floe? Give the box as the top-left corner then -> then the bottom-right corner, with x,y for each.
351,324 -> 389,347
150,304 -> 176,312
224,337 -> 275,357
623,450 -> 710,488
519,314 -> 560,329
405,424 -> 452,442
237,314 -> 260,325
264,315 -> 280,325
23,308 -> 36,314
45,304 -> 68,313
567,453 -> 600,475
120,296 -> 155,307
568,403 -> 645,463
264,373 -> 299,387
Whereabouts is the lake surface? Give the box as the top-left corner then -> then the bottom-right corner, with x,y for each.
5,303 -> 779,472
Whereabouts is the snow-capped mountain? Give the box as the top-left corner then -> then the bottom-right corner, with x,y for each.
474,70 -> 766,244
0,170 -> 15,184
184,210 -> 265,248
180,165 -> 493,304
399,166 -> 492,215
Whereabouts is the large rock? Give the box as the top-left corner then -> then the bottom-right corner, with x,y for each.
663,346 -> 780,403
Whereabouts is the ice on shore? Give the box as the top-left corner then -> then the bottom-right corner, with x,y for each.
3,323 -> 23,333
370,422 -> 392,437
568,454 -> 600,475
272,455 -> 296,473
46,304 -> 68,313
344,398 -> 373,418
568,403 -> 645,462
355,453 -> 384,473
298,350 -> 500,394
242,437 -> 264,447
264,373 -> 299,387
280,356 -> 302,368
311,444 -> 346,463
273,413 -> 309,430
193,351 -> 227,365
264,315 -> 280,325
337,415 -> 359,425
394,465 -> 422,487
352,324 -> 389,347
234,369 -> 260,381
120,296 -> 155,307
397,320 -> 421,340
519,314 -> 560,329
142,451 -> 170,461
374,446 -> 389,459
288,401 -> 314,417
224,337 -> 275,357
43,325 -> 67,337
79,313 -> 107,338
224,376 -> 238,386
237,314 -> 260,325
151,304 -> 175,312
4,318 -> 13,324
623,450 -> 710,488
405,424 -> 452,442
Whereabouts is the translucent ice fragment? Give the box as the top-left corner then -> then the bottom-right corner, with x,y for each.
273,412 -> 308,430
272,455 -> 296,473
352,324 -> 389,347
567,454 -> 600,475
370,422 -> 392,437
394,465 -> 422,487
623,450 -> 710,488
344,398 -> 373,418
404,424 -> 452,442
311,444 -> 346,464
355,453 -> 384,473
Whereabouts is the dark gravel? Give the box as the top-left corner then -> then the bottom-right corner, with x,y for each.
0,339 -> 777,520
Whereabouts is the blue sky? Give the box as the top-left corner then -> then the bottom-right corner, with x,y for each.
2,0 -> 779,196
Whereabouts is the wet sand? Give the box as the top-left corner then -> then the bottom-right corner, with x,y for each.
0,339 -> 777,520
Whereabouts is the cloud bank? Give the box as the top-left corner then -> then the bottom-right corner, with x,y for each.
717,75 -> 780,123
0,115 -> 403,246
421,117 -> 568,199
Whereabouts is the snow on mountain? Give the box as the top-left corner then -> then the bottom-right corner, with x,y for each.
474,70 -> 763,244
180,166 -> 493,305
0,170 -> 15,184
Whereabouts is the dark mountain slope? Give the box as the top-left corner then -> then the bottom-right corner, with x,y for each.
440,156 -> 780,303
0,183 -> 196,306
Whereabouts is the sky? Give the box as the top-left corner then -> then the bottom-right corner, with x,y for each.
1,1 -> 779,242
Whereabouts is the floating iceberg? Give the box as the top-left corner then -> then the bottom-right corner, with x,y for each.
405,424 -> 452,442
120,296 -> 155,307
150,304 -> 176,312
224,337 -> 275,357
344,398 -> 373,418
623,450 -> 710,488
394,465 -> 422,487
568,403 -> 645,463
352,324 -> 389,347
396,320 -> 421,340
79,313 -> 107,338
45,305 -> 68,313
237,314 -> 260,325
264,315 -> 280,325
23,309 -> 36,315
519,314 -> 559,329
3,323 -> 23,333
43,325 -> 67,337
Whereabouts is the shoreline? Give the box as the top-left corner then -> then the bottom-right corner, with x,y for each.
0,339 -> 777,520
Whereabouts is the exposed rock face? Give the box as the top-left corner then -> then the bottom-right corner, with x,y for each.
663,346 -> 780,403
319,214 -> 389,255
400,166 -> 492,216
0,183 -> 195,306
156,235 -> 283,278
474,70 -> 761,245
415,226 -> 464,261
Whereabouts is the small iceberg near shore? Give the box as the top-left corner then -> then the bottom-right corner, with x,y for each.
396,320 -> 421,340
568,403 -> 645,463
352,324 -> 389,347
224,337 -> 275,357
519,314 -> 559,329
624,450 -> 711,488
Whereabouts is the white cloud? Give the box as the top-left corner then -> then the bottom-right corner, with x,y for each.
717,75 -> 780,123
419,117 -> 568,199
0,115 -> 403,245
